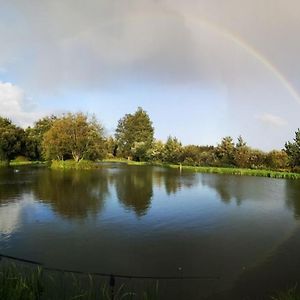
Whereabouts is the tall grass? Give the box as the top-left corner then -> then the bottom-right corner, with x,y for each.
0,263 -> 43,300
51,160 -> 97,170
271,285 -> 300,300
1,262 -> 300,299
164,164 -> 300,180
0,263 -> 158,300
102,159 -> 300,180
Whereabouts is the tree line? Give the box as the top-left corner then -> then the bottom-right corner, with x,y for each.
0,107 -> 300,172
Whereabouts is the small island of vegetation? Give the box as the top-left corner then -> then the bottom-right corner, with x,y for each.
0,107 -> 300,179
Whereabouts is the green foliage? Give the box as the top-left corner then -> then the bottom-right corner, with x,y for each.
0,264 -> 43,300
115,107 -> 154,161
0,263 -> 158,300
147,140 -> 165,162
43,113 -> 105,162
163,136 -> 183,163
181,145 -> 215,166
105,136 -> 118,158
215,136 -> 235,166
1,110 -> 300,175
24,115 -> 57,160
0,117 -> 25,162
165,164 -> 300,179
234,136 -> 251,168
285,129 -> 300,167
50,159 -> 97,170
266,150 -> 289,169
271,285 -> 300,300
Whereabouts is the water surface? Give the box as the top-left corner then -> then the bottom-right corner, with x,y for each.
1,164 -> 300,299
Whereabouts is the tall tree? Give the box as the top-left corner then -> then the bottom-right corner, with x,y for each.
115,107 -> 154,161
215,136 -> 235,166
25,115 -> 57,160
163,136 -> 183,163
0,117 -> 25,162
234,136 -> 251,168
285,129 -> 300,167
42,113 -> 105,162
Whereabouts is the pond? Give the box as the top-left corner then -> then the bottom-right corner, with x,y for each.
1,164 -> 300,299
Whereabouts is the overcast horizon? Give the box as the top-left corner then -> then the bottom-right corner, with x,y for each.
1,0 -> 300,150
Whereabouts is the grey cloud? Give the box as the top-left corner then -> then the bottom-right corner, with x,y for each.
1,0 -> 300,149
1,0 -> 300,98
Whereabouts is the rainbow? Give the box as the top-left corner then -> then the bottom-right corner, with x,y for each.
182,12 -> 300,104
99,11 -> 300,104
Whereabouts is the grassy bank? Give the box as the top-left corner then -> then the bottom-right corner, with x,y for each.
9,160 -> 45,166
166,164 -> 300,180
0,160 -> 9,167
102,158 -> 150,166
0,263 -> 299,300
50,159 -> 98,170
102,159 -> 300,180
3,157 -> 300,179
0,263 -> 158,300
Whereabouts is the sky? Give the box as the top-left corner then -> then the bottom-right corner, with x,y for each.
0,0 -> 300,150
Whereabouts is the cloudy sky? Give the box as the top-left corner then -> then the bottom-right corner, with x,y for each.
0,0 -> 299,150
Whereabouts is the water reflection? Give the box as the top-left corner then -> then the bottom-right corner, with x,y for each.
201,174 -> 283,205
114,166 -> 153,216
0,168 -> 32,205
161,169 -> 198,195
33,169 -> 109,219
285,179 -> 300,219
1,166 -> 300,300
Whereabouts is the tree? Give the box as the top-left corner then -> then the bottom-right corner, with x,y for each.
24,115 -> 57,160
0,117 -> 25,162
215,136 -> 235,166
234,136 -> 251,168
181,145 -> 215,166
285,129 -> 300,167
148,140 -> 165,162
105,136 -> 118,158
265,150 -> 289,169
163,136 -> 183,163
115,107 -> 154,161
42,113 -> 105,162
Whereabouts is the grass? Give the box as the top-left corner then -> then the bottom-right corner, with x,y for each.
102,158 -> 150,166
50,160 -> 98,170
166,164 -> 300,179
9,160 -> 45,166
0,263 -> 43,300
0,160 -> 9,167
0,262 -> 159,300
271,285 -> 300,300
102,159 -> 300,180
1,263 -> 300,300
2,156 -> 300,179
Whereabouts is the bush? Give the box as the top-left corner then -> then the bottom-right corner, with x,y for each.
14,156 -> 29,162
50,160 -> 97,170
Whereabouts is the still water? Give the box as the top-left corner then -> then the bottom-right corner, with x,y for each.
1,164 -> 300,299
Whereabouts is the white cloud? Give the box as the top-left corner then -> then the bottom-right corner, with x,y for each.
0,81 -> 42,127
256,113 -> 287,127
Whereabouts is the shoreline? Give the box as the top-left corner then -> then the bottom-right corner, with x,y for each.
2,158 -> 300,179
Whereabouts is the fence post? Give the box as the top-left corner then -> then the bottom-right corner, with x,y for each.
109,274 -> 115,300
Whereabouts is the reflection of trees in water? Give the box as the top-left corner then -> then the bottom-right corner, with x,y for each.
34,169 -> 109,219
201,175 -> 268,205
0,168 -> 33,204
114,166 -> 198,216
114,166 -> 153,216
285,180 -> 300,219
201,175 -> 235,204
160,169 -> 198,195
